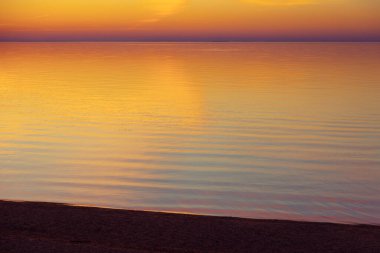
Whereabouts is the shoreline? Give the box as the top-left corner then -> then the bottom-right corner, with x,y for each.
1,200 -> 379,253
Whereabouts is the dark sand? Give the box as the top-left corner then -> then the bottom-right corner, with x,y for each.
1,201 -> 380,253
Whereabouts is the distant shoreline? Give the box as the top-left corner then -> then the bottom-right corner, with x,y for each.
1,200 -> 379,253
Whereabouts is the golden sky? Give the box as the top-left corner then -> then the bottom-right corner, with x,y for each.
0,0 -> 379,41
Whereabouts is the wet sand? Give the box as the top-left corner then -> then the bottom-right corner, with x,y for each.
1,201 -> 379,253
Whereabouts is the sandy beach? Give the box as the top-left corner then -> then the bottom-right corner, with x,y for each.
1,200 -> 379,253
2,0 -> 380,251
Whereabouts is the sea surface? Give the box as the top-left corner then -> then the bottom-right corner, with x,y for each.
1,43 -> 379,224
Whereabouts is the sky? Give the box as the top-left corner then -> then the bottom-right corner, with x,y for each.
0,0 -> 379,41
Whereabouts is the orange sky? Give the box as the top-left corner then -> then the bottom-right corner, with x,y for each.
1,0 -> 379,41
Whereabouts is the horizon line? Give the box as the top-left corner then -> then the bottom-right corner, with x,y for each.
1,40 -> 380,43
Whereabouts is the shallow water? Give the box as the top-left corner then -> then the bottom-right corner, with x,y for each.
1,43 -> 379,224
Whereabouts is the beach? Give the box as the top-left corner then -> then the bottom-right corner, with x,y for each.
1,200 -> 379,253
2,0 -> 380,251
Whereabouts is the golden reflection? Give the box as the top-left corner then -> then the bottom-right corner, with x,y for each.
1,43 -> 379,139
1,43 -> 380,224
0,43 -> 203,126
0,43 -> 205,185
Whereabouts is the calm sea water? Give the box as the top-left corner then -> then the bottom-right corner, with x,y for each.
1,43 -> 379,224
